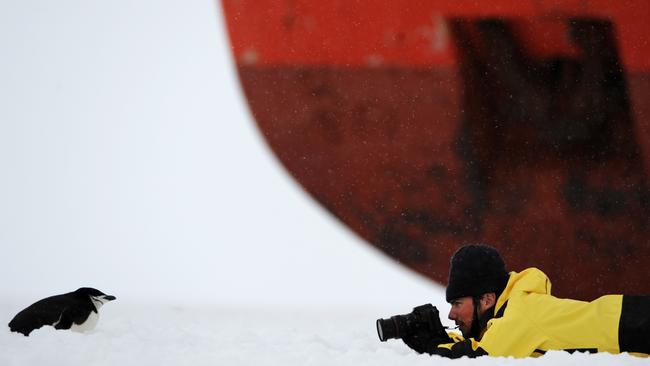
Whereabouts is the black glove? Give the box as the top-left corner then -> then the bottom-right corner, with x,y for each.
404,304 -> 453,353
402,331 -> 450,354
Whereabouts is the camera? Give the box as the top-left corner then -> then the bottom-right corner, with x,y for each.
376,303 -> 444,342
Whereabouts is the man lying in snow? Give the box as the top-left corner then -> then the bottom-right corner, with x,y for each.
400,244 -> 650,358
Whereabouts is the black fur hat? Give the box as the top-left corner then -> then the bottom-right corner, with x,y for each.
446,244 -> 510,302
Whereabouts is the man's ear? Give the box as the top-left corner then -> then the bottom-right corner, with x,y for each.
481,293 -> 497,309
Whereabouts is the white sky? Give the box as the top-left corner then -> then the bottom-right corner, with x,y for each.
0,0 -> 442,309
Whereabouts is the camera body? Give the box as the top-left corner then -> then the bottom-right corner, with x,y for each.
376,303 -> 445,342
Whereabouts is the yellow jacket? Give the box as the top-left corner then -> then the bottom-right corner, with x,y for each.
432,268 -> 649,358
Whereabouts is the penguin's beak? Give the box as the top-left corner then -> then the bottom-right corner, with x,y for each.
103,295 -> 116,301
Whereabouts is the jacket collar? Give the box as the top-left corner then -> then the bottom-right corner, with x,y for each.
495,267 -> 552,314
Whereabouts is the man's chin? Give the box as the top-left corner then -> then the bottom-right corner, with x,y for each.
459,326 -> 471,338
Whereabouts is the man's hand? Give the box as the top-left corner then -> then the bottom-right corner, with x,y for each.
400,304 -> 454,354
402,332 -> 450,354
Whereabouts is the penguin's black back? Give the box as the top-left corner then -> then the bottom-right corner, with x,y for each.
8,289 -> 98,336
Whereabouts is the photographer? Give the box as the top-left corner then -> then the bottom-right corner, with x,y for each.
379,244 -> 650,358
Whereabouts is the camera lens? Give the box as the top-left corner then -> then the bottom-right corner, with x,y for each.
376,317 -> 398,341
376,319 -> 385,341
376,304 -> 441,343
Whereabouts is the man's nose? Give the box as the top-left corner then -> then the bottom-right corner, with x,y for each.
448,308 -> 455,320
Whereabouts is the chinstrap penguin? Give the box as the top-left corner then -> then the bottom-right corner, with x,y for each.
8,287 -> 116,336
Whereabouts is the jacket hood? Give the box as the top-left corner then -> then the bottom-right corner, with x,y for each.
495,267 -> 552,313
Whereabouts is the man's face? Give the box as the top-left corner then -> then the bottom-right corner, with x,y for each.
448,296 -> 475,338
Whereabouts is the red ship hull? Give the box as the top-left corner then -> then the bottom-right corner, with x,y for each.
221,0 -> 650,300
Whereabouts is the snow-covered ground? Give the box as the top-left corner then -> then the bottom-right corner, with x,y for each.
2,301 -> 648,366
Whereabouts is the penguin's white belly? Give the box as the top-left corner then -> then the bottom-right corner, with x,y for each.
70,311 -> 99,332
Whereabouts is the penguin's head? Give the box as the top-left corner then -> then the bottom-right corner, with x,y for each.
75,287 -> 116,309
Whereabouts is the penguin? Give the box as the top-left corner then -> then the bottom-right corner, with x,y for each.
8,287 -> 116,336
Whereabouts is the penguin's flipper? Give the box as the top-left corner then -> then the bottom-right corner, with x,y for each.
53,308 -> 74,330
71,309 -> 91,326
